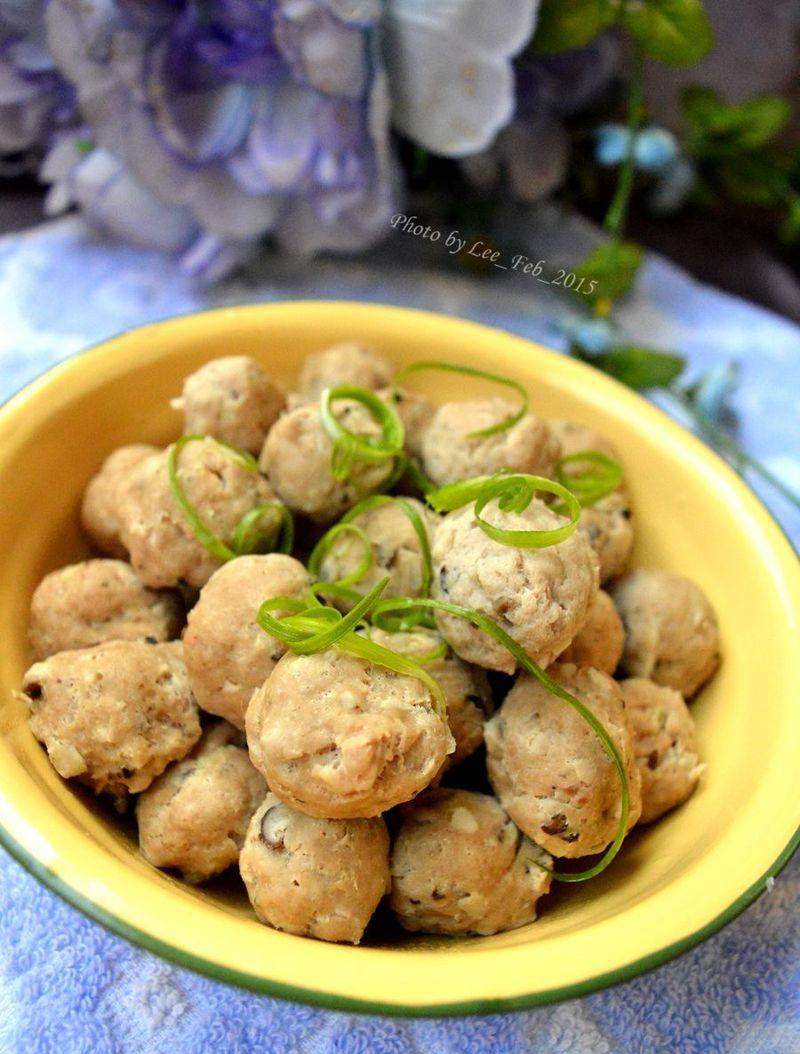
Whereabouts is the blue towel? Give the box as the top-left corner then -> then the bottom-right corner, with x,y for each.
1,217 -> 798,1054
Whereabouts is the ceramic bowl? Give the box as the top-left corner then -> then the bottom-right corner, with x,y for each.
0,302 -> 798,1015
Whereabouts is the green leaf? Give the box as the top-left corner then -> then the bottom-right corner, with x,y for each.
590,347 -> 686,390
779,196 -> 800,244
717,154 -> 790,207
574,241 -> 643,306
682,88 -> 791,154
533,0 -> 616,54
622,0 -> 714,67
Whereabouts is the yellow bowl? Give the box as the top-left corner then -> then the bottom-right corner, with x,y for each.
0,302 -> 798,1016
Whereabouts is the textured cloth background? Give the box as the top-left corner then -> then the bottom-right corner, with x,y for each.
0,215 -> 798,1054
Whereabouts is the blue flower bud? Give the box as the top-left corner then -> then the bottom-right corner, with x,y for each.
691,362 -> 739,425
568,318 -> 614,355
594,124 -> 631,167
649,157 -> 696,215
633,127 -> 679,173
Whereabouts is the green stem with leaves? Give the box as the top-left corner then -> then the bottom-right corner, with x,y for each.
604,46 -> 644,244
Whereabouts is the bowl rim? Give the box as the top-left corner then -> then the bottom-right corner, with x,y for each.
0,300 -> 798,1017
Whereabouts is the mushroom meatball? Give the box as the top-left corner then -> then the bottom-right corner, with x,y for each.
136,721 -> 266,883
21,640 -> 200,806
81,444 -> 158,558
240,795 -> 390,944
367,628 -> 492,767
390,789 -> 552,936
29,559 -> 182,661
259,401 -> 396,524
549,420 -> 634,584
420,398 -> 560,487
184,554 -> 311,729
620,678 -> 703,824
119,438 -> 278,589
246,650 -> 453,819
431,499 -> 598,673
485,664 -> 642,857
172,356 -> 285,456
316,498 -> 436,610
558,589 -> 624,675
611,570 -> 720,698
298,342 -> 394,401
377,387 -> 434,458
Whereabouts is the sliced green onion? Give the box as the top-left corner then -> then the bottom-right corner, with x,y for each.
308,496 -> 435,630
231,503 -> 294,556
557,451 -> 622,509
427,473 -> 581,549
320,385 -> 404,483
168,435 -> 293,562
255,577 -> 446,719
308,523 -> 373,587
370,595 -> 630,883
393,361 -> 528,439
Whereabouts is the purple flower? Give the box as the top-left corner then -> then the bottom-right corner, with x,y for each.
43,0 -> 398,267
0,0 -> 74,173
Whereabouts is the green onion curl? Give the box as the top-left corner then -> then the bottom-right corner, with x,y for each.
556,451 -> 622,509
307,495 -> 436,629
255,576 -> 447,719
393,361 -> 528,439
370,596 -> 630,883
319,385 -> 404,484
427,473 -> 581,549
168,435 -> 294,562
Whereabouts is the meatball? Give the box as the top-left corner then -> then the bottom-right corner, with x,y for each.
29,559 -> 183,661
119,438 -> 278,589
246,649 -> 453,819
377,387 -> 434,458
549,420 -> 634,584
367,627 -> 492,767
558,589 -> 623,675
80,444 -> 158,558
431,499 -> 598,674
184,554 -> 311,729
316,499 -> 436,610
420,398 -> 560,487
259,402 -> 396,524
21,640 -> 200,806
240,795 -> 390,944
389,789 -> 551,936
136,722 -> 266,883
611,570 -> 720,698
172,356 -> 285,456
619,678 -> 703,824
298,342 -> 394,401
485,664 -> 642,857
548,420 -> 618,462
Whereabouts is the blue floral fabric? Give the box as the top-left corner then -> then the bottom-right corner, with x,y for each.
0,217 -> 798,1054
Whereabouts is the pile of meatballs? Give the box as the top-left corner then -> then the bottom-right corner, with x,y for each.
20,344 -> 720,944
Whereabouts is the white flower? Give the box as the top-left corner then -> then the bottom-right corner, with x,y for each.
383,0 -> 540,157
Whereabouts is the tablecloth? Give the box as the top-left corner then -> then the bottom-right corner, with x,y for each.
0,213 -> 798,1054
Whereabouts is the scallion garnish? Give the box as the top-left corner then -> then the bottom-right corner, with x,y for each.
427,473 -> 581,549
307,495 -> 436,628
319,385 -> 404,484
255,576 -> 447,718
393,361 -> 528,439
168,435 -> 294,562
370,595 -> 630,882
556,450 -> 623,509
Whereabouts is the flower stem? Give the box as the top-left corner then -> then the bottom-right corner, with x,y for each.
669,388 -> 800,512
604,46 -> 644,243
